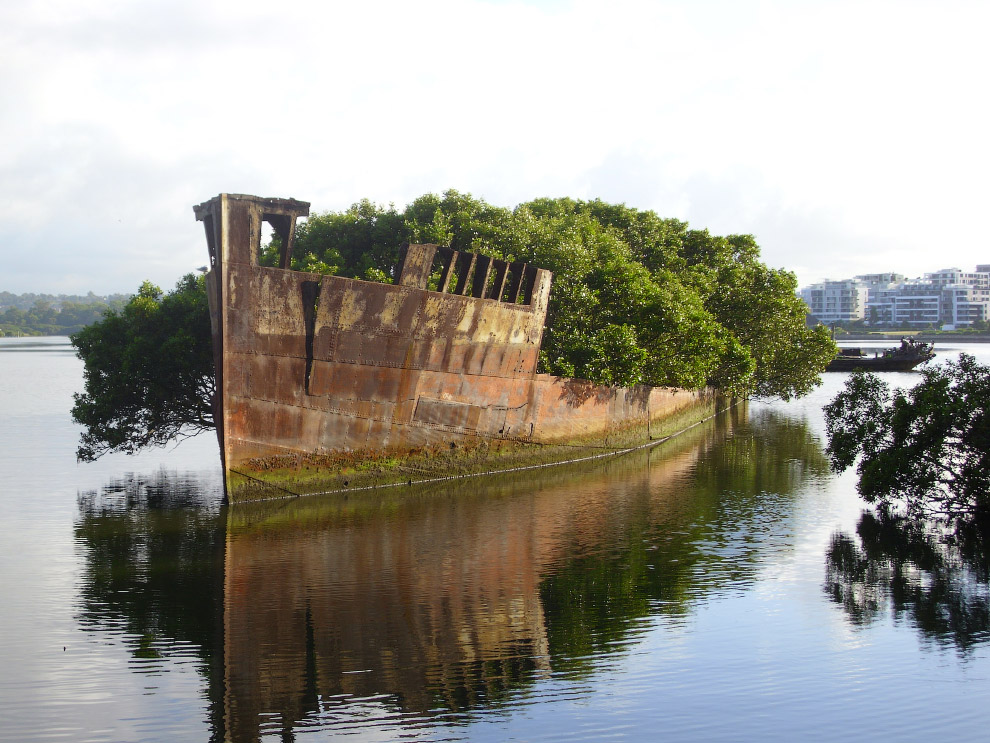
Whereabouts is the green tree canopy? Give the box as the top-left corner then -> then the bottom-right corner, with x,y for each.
71,274 -> 215,461
282,191 -> 834,398
824,354 -> 990,533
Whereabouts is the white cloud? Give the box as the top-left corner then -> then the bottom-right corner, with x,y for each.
2,0 -> 989,293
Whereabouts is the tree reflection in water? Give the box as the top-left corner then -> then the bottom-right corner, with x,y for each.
75,472 -> 227,742
73,406 -> 834,740
541,406 -> 832,670
825,512 -> 990,653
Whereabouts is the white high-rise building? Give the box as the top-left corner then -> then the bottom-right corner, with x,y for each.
856,273 -> 905,326
800,280 -> 869,324
800,265 -> 990,328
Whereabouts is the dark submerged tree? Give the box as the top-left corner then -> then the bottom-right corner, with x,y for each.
824,354 -> 990,533
71,274 -> 215,461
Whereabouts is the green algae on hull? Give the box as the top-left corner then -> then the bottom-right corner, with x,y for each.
225,395 -> 739,502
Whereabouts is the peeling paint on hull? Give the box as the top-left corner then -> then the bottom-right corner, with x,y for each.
195,194 -> 731,502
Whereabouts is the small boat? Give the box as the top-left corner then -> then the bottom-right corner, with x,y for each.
826,339 -> 935,372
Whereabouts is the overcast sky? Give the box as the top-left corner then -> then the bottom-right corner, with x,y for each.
2,0 -> 987,295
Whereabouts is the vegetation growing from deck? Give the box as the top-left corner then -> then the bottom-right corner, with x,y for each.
72,192 -> 835,460
267,191 -> 835,399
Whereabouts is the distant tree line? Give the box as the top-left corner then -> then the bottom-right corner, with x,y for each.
823,317 -> 990,334
0,291 -> 129,337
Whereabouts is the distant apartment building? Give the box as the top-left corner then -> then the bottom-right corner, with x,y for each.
856,273 -> 904,325
800,266 -> 990,328
800,280 -> 869,324
855,272 -> 906,288
927,268 -> 990,291
889,280 -> 942,326
941,284 -> 989,327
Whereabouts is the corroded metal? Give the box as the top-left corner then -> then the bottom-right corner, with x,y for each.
196,194 -> 722,501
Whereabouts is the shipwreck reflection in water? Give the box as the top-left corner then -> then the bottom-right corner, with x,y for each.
75,405 -> 839,740
825,512 -> 990,653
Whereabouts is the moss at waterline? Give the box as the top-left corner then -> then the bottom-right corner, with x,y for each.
225,395 -> 739,503
227,402 -> 748,532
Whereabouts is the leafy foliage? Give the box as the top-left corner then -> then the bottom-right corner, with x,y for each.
71,274 -> 215,461
824,354 -> 990,530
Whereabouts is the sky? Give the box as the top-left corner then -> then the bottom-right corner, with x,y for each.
2,0 -> 988,296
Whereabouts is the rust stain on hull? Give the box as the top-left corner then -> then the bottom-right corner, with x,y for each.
195,194 -> 728,501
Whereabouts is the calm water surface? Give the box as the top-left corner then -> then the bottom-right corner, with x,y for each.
1,336 -> 988,742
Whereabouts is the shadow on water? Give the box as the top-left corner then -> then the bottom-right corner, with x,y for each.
825,512 -> 990,654
74,405 -> 834,740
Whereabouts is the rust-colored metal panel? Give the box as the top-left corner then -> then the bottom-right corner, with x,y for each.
397,243 -> 438,289
413,398 -> 481,429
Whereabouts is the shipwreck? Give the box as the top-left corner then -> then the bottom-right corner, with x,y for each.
195,193 -> 732,501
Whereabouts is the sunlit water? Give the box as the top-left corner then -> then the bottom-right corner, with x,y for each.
0,336 -> 987,742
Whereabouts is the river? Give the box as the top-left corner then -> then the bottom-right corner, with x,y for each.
0,337 -> 987,742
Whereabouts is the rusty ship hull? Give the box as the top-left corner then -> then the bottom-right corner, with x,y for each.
195,193 -> 729,501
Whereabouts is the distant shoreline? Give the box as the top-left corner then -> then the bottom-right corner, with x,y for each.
835,332 -> 990,343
